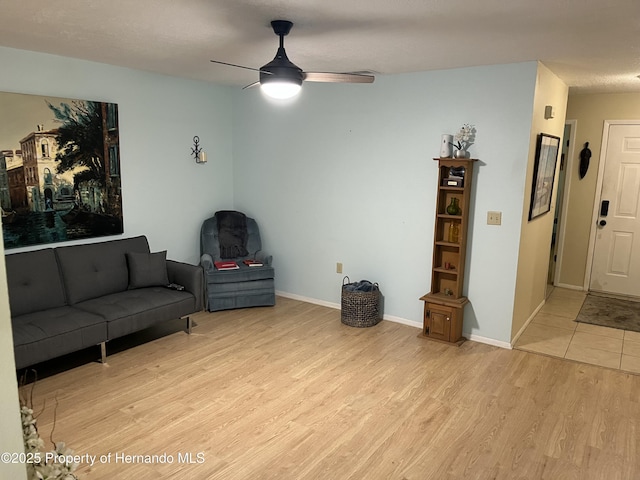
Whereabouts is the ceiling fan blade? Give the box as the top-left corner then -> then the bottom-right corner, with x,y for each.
303,72 -> 375,84
210,59 -> 272,75
242,81 -> 260,90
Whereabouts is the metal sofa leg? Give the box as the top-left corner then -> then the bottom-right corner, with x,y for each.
185,316 -> 193,334
99,342 -> 107,364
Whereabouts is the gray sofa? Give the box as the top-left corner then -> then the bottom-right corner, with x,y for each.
6,235 -> 204,370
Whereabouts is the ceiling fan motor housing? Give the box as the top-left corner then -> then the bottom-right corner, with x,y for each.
260,47 -> 304,86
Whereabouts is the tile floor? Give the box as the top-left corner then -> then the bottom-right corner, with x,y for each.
514,287 -> 640,374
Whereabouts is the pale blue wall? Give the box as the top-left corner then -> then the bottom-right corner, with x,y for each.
232,62 -> 538,342
0,49 -> 545,478
0,46 -> 234,264
0,45 -> 539,343
0,46 -> 236,479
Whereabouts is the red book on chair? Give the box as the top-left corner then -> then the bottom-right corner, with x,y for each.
214,261 -> 239,270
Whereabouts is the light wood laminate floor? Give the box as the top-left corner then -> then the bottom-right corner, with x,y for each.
21,296 -> 640,479
514,287 -> 640,373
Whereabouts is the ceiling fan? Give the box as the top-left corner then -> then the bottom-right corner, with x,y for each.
210,20 -> 375,99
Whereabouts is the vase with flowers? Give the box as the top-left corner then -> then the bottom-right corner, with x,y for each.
449,124 -> 476,158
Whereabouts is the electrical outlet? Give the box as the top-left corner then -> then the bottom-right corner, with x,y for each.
336,262 -> 343,274
487,211 -> 502,225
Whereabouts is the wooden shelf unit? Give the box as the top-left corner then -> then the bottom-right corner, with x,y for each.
421,157 -> 477,344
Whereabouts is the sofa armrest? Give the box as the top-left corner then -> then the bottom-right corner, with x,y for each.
167,260 -> 204,311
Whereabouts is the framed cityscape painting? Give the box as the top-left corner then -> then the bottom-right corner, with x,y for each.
528,133 -> 560,221
0,92 -> 123,249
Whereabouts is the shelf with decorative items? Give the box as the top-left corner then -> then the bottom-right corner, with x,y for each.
420,156 -> 477,345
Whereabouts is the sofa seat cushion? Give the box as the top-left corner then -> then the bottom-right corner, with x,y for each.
206,264 -> 274,284
12,307 -> 107,369
74,287 -> 197,339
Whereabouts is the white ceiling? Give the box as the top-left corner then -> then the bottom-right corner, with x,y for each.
1,0 -> 639,94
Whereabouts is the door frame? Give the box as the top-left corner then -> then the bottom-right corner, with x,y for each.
553,120 -> 577,286
583,119 -> 640,291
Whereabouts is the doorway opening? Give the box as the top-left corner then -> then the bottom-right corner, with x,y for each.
547,121 -> 576,298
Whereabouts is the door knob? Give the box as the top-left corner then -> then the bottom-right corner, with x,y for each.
599,220 -> 607,227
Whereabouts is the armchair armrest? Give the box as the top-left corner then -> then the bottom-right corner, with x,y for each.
255,252 -> 273,266
200,253 -> 214,273
167,260 -> 204,311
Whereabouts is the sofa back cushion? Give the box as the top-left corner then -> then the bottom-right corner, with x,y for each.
5,249 -> 67,317
56,236 -> 150,304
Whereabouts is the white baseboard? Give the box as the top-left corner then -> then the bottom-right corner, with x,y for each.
554,282 -> 584,291
276,291 -> 340,310
276,290 -> 423,329
464,333 -> 512,349
276,291 -> 514,348
509,298 -> 546,347
383,315 -> 422,329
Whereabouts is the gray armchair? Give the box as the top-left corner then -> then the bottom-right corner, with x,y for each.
200,211 -> 275,311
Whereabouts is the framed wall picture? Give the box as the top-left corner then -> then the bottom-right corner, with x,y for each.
528,133 -> 561,221
0,91 -> 123,249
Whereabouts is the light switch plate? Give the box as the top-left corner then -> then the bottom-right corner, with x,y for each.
487,211 -> 502,225
544,105 -> 555,119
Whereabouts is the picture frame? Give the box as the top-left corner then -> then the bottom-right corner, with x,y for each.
0,91 -> 123,249
528,133 -> 561,221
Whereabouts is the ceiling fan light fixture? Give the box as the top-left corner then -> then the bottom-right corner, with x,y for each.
260,79 -> 302,99
210,19 -> 375,98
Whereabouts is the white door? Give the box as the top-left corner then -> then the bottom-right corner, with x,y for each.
590,123 -> 640,297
